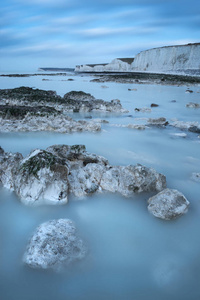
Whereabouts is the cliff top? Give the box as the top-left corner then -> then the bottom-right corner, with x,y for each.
138,42 -> 200,54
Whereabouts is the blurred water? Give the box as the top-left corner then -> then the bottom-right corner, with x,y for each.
0,72 -> 200,300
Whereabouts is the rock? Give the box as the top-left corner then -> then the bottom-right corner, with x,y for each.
0,145 -> 166,203
0,147 -> 23,190
186,102 -> 200,108
126,124 -> 146,130
148,117 -> 168,126
185,89 -> 193,93
0,87 -> 128,114
191,173 -> 200,183
135,107 -> 152,113
170,120 -> 200,133
148,188 -> 190,220
170,132 -> 187,138
150,103 -> 159,107
69,163 -> 166,198
23,219 -> 87,270
64,91 -> 95,102
188,126 -> 200,134
100,164 -> 166,196
111,124 -> 147,130
46,144 -> 109,167
0,112 -> 101,133
13,149 -> 69,205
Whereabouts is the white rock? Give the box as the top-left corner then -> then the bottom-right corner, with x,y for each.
13,150 -> 69,206
0,147 -> 23,190
0,145 -> 167,203
23,219 -> 87,270
69,163 -> 166,198
148,188 -> 190,220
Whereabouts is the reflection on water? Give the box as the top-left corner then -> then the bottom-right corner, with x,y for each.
0,73 -> 200,300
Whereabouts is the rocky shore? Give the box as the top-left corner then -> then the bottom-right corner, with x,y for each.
0,87 -> 127,133
90,72 -> 200,85
0,144 -> 190,220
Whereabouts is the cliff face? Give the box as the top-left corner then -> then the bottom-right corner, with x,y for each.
131,43 -> 200,75
75,58 -> 134,72
75,43 -> 200,75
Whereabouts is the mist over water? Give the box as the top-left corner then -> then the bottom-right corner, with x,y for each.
0,72 -> 200,300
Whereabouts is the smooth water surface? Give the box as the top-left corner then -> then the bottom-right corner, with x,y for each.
0,72 -> 200,300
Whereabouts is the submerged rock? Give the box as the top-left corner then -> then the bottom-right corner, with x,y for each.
148,188 -> 190,220
171,120 -> 200,134
135,107 -> 152,113
23,219 -> 87,270
186,102 -> 200,108
191,172 -> 200,183
13,149 -> 69,205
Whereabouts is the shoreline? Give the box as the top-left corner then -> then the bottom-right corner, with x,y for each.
1,71 -> 200,85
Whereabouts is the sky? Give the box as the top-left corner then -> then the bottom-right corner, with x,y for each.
0,0 -> 200,72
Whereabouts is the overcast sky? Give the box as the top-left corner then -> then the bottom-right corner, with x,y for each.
1,0 -> 200,72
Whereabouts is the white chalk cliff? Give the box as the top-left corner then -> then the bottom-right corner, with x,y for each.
131,43 -> 200,75
75,43 -> 200,75
75,58 -> 134,72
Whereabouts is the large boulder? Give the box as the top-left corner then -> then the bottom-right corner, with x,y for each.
23,219 -> 87,270
100,164 -> 166,196
68,163 -> 166,198
13,149 -> 69,205
147,188 -> 190,220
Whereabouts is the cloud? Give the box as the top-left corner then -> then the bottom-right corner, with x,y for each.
76,26 -> 157,38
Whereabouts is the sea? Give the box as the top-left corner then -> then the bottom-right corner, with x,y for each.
0,70 -> 200,300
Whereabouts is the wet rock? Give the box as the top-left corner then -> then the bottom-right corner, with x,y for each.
69,163 -> 166,198
188,126 -> 200,134
100,164 -> 166,197
170,132 -> 187,138
0,113 -> 101,133
0,87 -> 128,114
13,149 -> 69,205
46,144 -> 109,167
148,117 -> 168,126
135,107 -> 152,113
186,102 -> 200,108
23,219 -> 87,270
150,103 -> 159,107
171,120 -> 200,131
64,91 -> 95,102
148,188 -> 190,220
0,145 -> 166,203
0,148 -> 23,190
